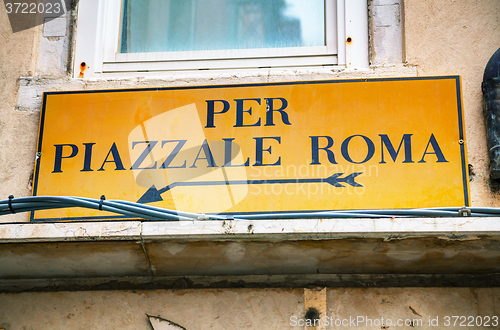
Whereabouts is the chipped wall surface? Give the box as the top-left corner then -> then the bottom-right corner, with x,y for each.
0,289 -> 305,329
370,0 -> 403,64
0,288 -> 499,329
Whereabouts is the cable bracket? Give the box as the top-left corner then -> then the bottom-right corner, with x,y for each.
8,195 -> 15,214
197,213 -> 209,220
458,206 -> 471,217
99,195 -> 106,211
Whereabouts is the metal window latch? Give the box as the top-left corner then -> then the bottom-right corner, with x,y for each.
459,207 -> 471,217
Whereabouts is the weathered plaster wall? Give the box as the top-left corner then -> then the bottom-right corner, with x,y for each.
404,0 -> 500,207
0,288 -> 499,329
0,1 -> 40,223
4,289 -> 304,329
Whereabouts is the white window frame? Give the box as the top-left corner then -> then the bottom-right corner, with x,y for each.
73,0 -> 368,78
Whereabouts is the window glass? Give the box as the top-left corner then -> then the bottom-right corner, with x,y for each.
120,0 -> 325,53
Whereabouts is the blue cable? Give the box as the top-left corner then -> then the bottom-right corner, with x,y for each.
0,196 -> 497,221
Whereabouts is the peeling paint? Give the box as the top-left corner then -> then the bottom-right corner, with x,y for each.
147,314 -> 186,330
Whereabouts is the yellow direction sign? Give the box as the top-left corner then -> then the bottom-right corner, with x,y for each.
32,76 -> 469,221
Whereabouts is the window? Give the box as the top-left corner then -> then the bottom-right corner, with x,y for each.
73,0 -> 368,78
120,0 -> 326,53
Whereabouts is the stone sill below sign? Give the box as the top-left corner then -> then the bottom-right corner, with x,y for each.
1,218 -> 500,242
1,218 -> 500,292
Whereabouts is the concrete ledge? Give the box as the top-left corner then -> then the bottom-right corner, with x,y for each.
1,273 -> 499,293
1,218 -> 500,243
141,217 -> 500,240
2,218 -> 500,282
0,220 -> 142,242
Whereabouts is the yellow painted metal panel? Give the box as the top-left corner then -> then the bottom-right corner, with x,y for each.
32,77 -> 469,221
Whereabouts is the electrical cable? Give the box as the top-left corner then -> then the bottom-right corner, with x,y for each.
0,195 -> 497,221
